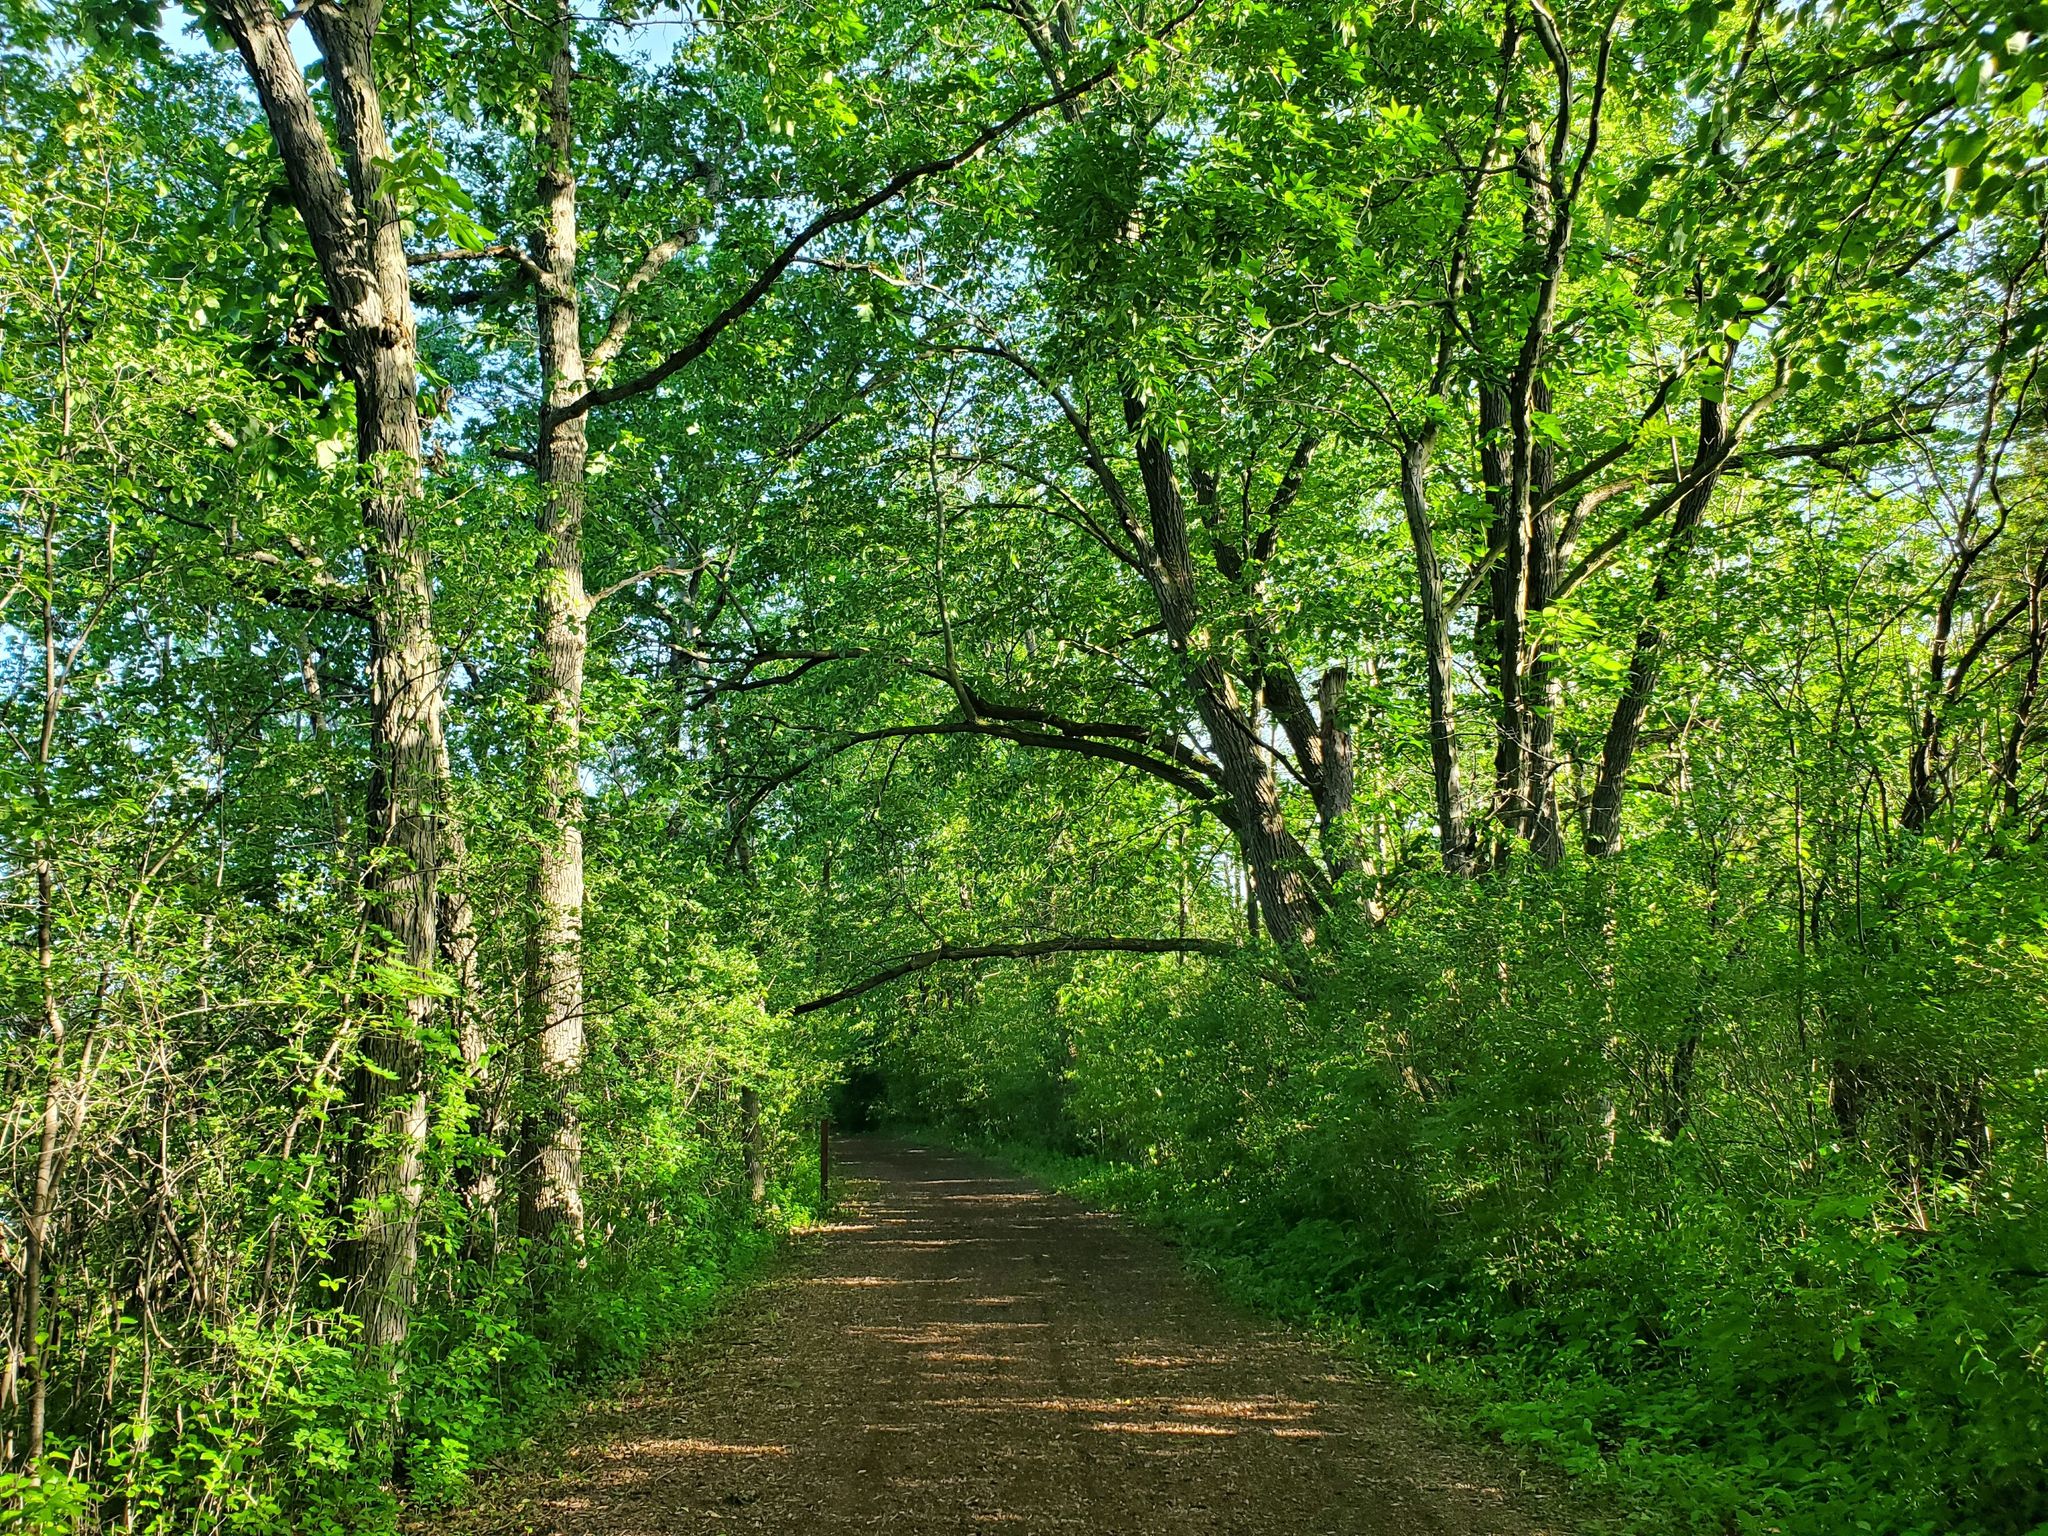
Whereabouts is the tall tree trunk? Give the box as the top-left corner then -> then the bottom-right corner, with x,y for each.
438,735 -> 503,1246
1476,377 -> 1520,847
1195,656 -> 1313,945
1997,545 -> 2048,828
741,1087 -> 766,1207
8,348 -> 75,1472
1317,666 -> 1359,881
1585,393 -> 1728,857
1522,380 -> 1565,866
1480,123 -> 1565,862
1477,375 -> 1560,857
212,0 -> 447,1370
16,541 -> 65,1467
1484,376 -> 1531,843
1902,558 -> 1974,835
1125,413 -> 1320,947
1011,10 -> 1320,944
520,13 -> 590,1247
1495,125 -> 1559,846
1907,261 -> 2030,833
1197,446 -> 1362,898
1398,431 -> 1475,871
1902,533 -> 2010,836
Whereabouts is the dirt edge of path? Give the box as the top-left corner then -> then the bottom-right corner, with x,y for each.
412,1223 -> 817,1536
435,1138 -> 1622,1536
964,1139 -> 1627,1531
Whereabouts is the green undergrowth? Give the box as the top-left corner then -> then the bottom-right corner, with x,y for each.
2,1177 -> 810,1536
399,1192 -> 801,1529
864,863 -> 2048,1536
959,1133 -> 2048,1536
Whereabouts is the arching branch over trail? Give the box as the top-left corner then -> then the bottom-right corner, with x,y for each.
792,937 -> 1239,1015
736,719 -> 1237,832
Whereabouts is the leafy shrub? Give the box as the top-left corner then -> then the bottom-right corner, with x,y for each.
882,854 -> 2048,1535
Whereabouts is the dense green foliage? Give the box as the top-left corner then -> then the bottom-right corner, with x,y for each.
879,893 -> 2048,1533
6,0 -> 2048,1529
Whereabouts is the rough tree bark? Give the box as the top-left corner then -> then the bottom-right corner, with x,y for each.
1192,437 -> 1363,895
1476,376 -> 1519,828
1522,413 -> 1566,867
1125,411 -> 1321,948
1317,666 -> 1360,880
1495,121 -> 1558,845
519,10 -> 590,1248
210,0 -> 447,1366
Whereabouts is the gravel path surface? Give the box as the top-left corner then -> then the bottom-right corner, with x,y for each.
453,1137 -> 1583,1535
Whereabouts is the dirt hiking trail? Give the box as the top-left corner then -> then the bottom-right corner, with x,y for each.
454,1138 -> 1585,1534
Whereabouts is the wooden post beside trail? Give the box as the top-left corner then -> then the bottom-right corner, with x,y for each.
819,1116 -> 831,1213
741,1086 -> 765,1206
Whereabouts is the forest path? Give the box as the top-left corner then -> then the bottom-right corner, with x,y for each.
458,1138 -> 1580,1535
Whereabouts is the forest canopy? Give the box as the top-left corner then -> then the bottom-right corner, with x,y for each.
3,0 -> 2047,1529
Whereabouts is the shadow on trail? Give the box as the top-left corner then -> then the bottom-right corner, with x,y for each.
471,1138 -> 1580,1535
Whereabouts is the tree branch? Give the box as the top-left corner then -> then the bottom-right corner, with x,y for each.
1542,368 -> 1684,513
711,645 -> 1221,785
941,342 -> 1147,546
587,228 -> 701,374
736,718 -> 1235,831
405,240 -> 559,296
588,560 -> 712,609
149,506 -> 370,619
792,935 -> 1238,1014
544,9 -> 1201,428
